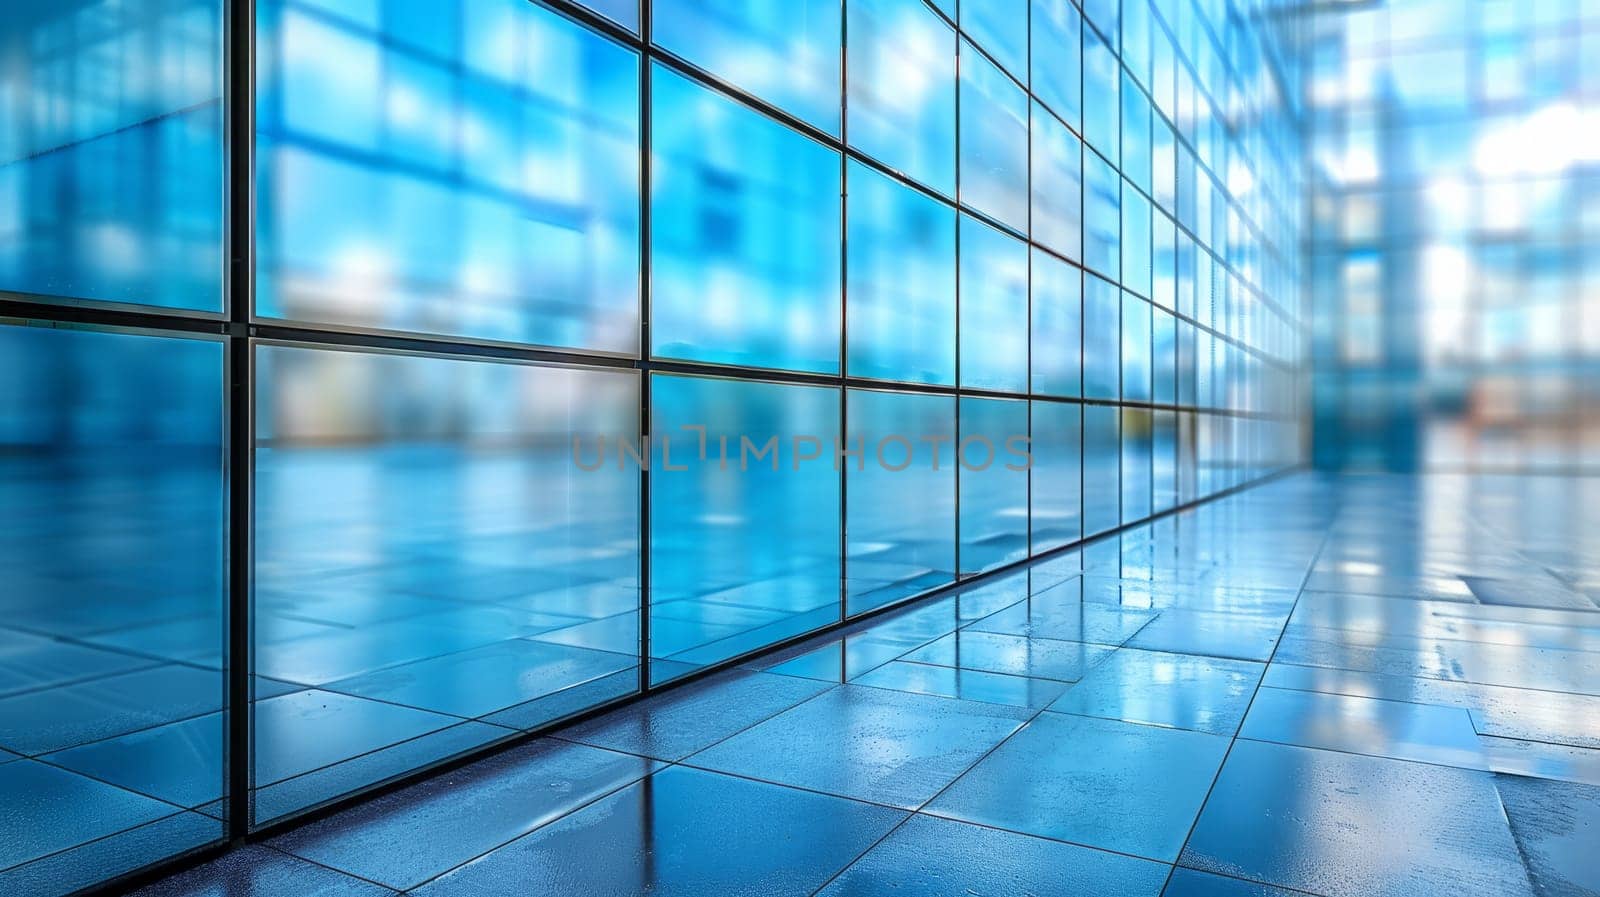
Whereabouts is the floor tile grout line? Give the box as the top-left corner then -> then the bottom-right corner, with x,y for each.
1152,511 -> 1334,897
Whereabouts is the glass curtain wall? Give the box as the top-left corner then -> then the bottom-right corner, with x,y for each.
1308,0 -> 1600,472
0,0 -> 1308,892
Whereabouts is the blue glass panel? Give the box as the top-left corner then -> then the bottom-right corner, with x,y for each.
846,389 -> 956,615
254,345 -> 640,822
0,323 -> 225,878
1121,71 -> 1151,191
959,215 -> 1030,393
651,65 -> 842,374
1031,0 -> 1082,128
1153,306 -> 1177,405
1081,0 -> 1119,46
1121,0 -> 1151,90
1153,409 -> 1177,512
652,0 -> 842,134
1122,292 -> 1152,401
1031,106 -> 1083,261
1153,210 -> 1176,309
650,375 -> 840,683
958,397 -> 1030,573
1121,408 -> 1153,523
1031,249 -> 1082,397
255,0 -> 640,353
1178,321 -> 1197,405
0,1 -> 223,311
577,0 -> 639,30
846,0 -> 957,195
1082,28 -> 1120,165
1084,273 -> 1121,400
1153,118 -> 1176,212
846,161 -> 956,385
1121,183 -> 1152,298
1084,151 -> 1121,279
959,42 -> 1029,231
1083,404 -> 1120,536
962,0 -> 1029,81
1031,401 -> 1083,552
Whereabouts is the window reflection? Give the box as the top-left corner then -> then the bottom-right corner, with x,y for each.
1031,0 -> 1082,128
650,374 -> 840,683
1032,401 -> 1083,551
847,389 -> 956,615
0,0 -> 223,311
255,0 -> 640,352
1084,404 -> 1121,535
0,323 -> 225,883
254,345 -> 639,823
1031,249 -> 1083,397
847,0 -> 956,196
959,215 -> 1030,393
959,397 -> 1029,573
651,65 -> 842,374
959,41 -> 1029,231
1032,107 -> 1084,261
847,161 -> 956,385
1084,273 -> 1121,400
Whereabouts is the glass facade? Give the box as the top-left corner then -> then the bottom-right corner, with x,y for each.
0,0 -> 1307,891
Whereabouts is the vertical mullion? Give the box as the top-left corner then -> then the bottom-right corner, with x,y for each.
225,0 -> 256,841
638,0 -> 654,693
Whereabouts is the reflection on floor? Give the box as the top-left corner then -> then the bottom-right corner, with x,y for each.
57,474 -> 1600,894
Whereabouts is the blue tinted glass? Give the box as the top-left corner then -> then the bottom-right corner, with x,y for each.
1178,321 -> 1197,405
959,215 -> 1030,392
1122,291 -> 1152,401
846,389 -> 956,615
652,0 -> 842,134
959,42 -> 1029,231
1153,409 -> 1177,512
1083,404 -> 1120,536
1031,401 -> 1083,551
1121,72 -> 1151,191
651,65 -> 842,374
1121,0 -> 1151,89
1031,248 -> 1082,397
846,161 -> 956,385
254,346 -> 639,823
256,0 -> 640,353
962,0 -> 1029,80
1031,0 -> 1082,127
1153,118 -> 1176,211
1121,408 -> 1153,522
1081,0 -> 1119,45
650,375 -> 840,683
0,324 -> 224,883
577,0 -> 639,29
1084,151 -> 1121,279
1153,210 -> 1177,309
1121,183 -> 1152,297
0,1 -> 222,311
846,0 -> 957,195
1082,28 -> 1120,165
1153,306 -> 1177,404
958,397 -> 1029,573
1084,273 -> 1121,399
1031,106 -> 1083,260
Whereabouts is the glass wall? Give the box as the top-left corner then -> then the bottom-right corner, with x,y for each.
0,0 -> 1308,890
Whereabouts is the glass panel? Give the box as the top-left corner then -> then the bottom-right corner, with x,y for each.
959,214 -> 1030,393
255,0 -> 640,352
652,0 -> 842,134
1031,400 -> 1082,551
846,161 -> 956,385
958,397 -> 1029,573
1153,306 -> 1177,405
578,0 -> 639,30
1031,248 -> 1082,397
651,65 -> 842,374
254,345 -> 639,823
962,0 -> 1029,81
1031,105 -> 1083,261
1084,272 -> 1121,399
650,374 -> 840,683
0,1 -> 223,311
0,323 -> 224,889
958,41 -> 1029,231
846,0 -> 957,196
1121,70 -> 1150,191
1122,182 -> 1152,298
1153,210 -> 1176,309
1084,150 -> 1121,279
1122,291 -> 1152,402
1082,27 -> 1119,166
1031,0 -> 1082,128
846,389 -> 956,615
1153,409 -> 1177,512
1121,407 -> 1153,522
1083,404 -> 1121,535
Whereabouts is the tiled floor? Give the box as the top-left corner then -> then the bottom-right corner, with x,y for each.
112,474 -> 1600,894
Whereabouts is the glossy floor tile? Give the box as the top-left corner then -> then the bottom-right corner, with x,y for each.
80,474 -> 1600,896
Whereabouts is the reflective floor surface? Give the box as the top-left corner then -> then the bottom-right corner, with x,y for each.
118,473 -> 1600,895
